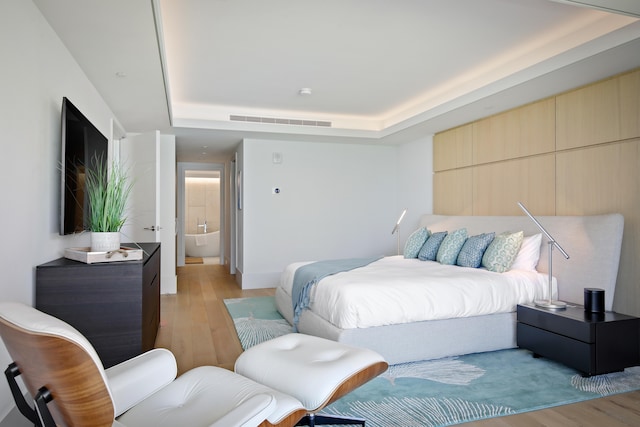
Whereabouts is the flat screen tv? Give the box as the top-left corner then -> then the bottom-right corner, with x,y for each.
60,97 -> 108,235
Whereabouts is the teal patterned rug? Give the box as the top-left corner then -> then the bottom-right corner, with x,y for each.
224,296 -> 640,427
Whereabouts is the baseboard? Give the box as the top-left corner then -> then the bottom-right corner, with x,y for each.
161,273 -> 177,294
235,270 -> 279,290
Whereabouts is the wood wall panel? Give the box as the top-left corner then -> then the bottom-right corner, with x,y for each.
620,71 -> 640,140
556,140 -> 640,316
556,75 -> 621,150
472,98 -> 555,165
433,168 -> 473,215
472,154 -> 555,216
433,124 -> 473,171
433,67 -> 639,316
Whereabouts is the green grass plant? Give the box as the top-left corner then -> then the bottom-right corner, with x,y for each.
84,154 -> 133,232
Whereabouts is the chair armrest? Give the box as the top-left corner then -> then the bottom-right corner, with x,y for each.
209,393 -> 276,427
106,348 -> 177,416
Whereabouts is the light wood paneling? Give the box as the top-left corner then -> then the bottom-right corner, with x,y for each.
556,68 -> 640,149
620,70 -> 640,140
556,139 -> 640,316
434,124 -> 473,172
472,154 -> 556,216
556,74 -> 621,150
473,98 -> 555,165
433,168 -> 473,215
434,67 -> 640,317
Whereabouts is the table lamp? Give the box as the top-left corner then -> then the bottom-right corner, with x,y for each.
517,202 -> 570,309
391,209 -> 407,255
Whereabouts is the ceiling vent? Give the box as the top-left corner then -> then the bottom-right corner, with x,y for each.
230,115 -> 332,127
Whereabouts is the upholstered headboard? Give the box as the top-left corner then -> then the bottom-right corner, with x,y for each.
418,214 -> 624,311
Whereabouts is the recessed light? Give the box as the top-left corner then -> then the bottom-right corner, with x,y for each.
115,71 -> 127,78
299,88 -> 312,96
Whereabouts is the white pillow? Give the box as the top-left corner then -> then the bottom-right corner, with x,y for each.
510,233 -> 542,271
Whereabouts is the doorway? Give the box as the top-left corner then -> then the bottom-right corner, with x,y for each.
177,162 -> 225,267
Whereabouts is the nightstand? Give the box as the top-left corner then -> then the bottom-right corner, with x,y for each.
517,303 -> 640,376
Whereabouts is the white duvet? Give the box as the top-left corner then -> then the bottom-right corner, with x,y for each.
280,255 -> 552,329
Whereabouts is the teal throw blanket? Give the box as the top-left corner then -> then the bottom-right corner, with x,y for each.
291,257 -> 381,331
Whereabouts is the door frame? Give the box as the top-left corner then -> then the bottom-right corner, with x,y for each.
177,162 -> 225,267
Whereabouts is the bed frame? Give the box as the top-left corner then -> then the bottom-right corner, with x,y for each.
275,213 -> 624,365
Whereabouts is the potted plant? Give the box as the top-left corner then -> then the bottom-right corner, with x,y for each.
84,154 -> 133,252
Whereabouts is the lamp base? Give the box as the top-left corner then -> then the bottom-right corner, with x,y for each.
534,299 -> 567,310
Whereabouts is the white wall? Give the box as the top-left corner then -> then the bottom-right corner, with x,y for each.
0,0 -> 436,419
0,0 -> 121,420
159,134 -> 177,294
396,135 -> 434,240
236,138 -> 403,288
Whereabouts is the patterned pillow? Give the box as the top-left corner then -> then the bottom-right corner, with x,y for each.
456,232 -> 495,268
404,228 -> 430,259
482,231 -> 525,273
436,228 -> 468,265
418,231 -> 448,261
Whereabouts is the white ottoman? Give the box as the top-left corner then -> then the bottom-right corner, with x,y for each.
235,333 -> 388,426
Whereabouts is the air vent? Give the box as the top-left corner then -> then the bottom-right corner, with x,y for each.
230,115 -> 331,127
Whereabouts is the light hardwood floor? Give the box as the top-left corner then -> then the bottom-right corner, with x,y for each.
159,264 -> 640,427
155,263 -> 274,372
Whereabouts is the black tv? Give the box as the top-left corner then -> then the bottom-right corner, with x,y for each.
60,97 -> 108,235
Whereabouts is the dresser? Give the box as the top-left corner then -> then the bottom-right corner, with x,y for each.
35,243 -> 160,368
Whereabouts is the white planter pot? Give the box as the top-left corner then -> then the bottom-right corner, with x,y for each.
91,232 -> 121,252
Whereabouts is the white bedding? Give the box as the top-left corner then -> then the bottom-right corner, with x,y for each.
281,255 -> 553,329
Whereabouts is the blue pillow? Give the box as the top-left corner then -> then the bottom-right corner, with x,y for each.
456,232 -> 495,268
436,228 -> 468,265
404,228 -> 430,259
418,231 -> 448,261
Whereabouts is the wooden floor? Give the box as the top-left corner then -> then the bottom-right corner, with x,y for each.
157,264 -> 640,426
155,263 -> 274,372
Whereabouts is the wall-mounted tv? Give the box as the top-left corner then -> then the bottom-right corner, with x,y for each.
59,97 -> 108,235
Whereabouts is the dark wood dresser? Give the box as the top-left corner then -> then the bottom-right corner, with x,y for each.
35,243 -> 160,368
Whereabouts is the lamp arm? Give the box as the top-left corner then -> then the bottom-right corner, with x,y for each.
517,202 -> 569,259
391,209 -> 407,235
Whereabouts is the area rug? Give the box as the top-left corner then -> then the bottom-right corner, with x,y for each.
224,296 -> 640,427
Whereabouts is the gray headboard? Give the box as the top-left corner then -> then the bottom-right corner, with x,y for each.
418,213 -> 624,311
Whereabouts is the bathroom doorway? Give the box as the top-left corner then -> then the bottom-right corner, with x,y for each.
177,162 -> 225,267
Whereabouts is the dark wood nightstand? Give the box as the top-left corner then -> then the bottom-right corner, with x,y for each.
517,303 -> 640,376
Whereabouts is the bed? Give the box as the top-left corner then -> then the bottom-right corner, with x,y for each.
275,214 -> 625,365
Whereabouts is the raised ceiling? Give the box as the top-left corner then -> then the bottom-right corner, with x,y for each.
33,0 -> 640,162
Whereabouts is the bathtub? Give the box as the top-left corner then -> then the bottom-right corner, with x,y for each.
185,231 -> 220,257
